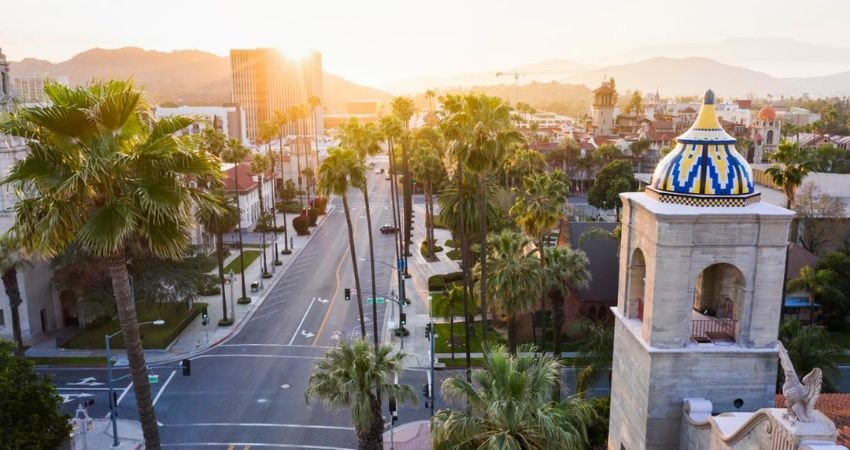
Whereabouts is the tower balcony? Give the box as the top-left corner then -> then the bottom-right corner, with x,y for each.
691,310 -> 736,344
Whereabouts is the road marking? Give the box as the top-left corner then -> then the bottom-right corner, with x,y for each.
58,387 -> 112,391
152,370 -> 176,406
288,296 -> 317,345
60,392 -> 94,404
301,330 -> 315,338
117,382 -> 133,405
68,377 -> 104,387
160,423 -> 355,431
249,309 -> 281,322
317,297 -> 329,304
220,343 -> 333,349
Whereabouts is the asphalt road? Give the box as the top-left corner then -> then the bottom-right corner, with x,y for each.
43,161 -> 432,450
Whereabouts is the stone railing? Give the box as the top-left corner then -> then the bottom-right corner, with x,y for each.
692,318 -> 736,343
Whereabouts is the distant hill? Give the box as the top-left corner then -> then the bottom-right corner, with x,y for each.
612,37 -> 850,79
9,47 -> 390,112
381,58 -> 595,94
564,57 -> 850,98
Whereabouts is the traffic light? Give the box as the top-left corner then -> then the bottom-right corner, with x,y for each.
425,322 -> 432,340
400,312 -> 407,326
201,306 -> 209,326
389,396 -> 398,423
181,359 -> 191,376
344,288 -> 351,301
421,383 -> 431,399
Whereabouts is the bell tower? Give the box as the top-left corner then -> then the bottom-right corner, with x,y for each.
591,77 -> 617,135
607,90 -> 795,449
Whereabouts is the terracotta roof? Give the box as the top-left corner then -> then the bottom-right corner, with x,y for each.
681,107 -> 697,113
648,131 -> 673,141
223,163 -> 272,193
776,393 -> 850,446
786,243 -> 818,280
651,120 -> 674,131
758,105 -> 777,121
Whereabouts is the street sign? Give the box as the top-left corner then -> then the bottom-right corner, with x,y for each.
398,258 -> 406,270
366,297 -> 385,305
148,374 -> 159,384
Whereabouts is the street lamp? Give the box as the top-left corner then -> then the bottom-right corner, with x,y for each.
105,320 -> 165,447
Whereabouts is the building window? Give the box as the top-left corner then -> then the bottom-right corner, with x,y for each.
766,130 -> 774,145
0,309 -> 5,327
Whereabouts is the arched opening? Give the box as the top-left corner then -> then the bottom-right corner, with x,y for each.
766,130 -> 774,145
691,263 -> 745,343
627,248 -> 646,320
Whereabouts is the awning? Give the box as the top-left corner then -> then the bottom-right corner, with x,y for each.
784,296 -> 819,308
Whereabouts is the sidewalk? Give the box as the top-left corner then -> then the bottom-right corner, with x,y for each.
70,418 -> 144,450
384,420 -> 432,450
26,206 -> 336,365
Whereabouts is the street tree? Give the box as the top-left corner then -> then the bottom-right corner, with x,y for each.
587,159 -> 638,220
411,140 -> 446,259
779,320 -> 841,392
544,246 -> 591,400
0,340 -> 71,449
485,230 -> 542,354
432,345 -> 595,450
250,153 -> 271,227
570,319 -> 614,397
765,142 -> 815,209
629,138 -> 651,173
505,148 -> 546,187
0,80 -> 222,449
221,138 -> 252,304
318,147 -> 368,337
306,339 -> 416,450
391,96 -> 416,263
793,181 -> 846,255
787,249 -> 850,329
196,191 -> 241,325
0,234 -> 27,354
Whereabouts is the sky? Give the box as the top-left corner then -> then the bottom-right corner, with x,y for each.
2,0 -> 850,86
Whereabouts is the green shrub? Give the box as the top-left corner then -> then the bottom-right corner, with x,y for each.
196,274 -> 221,296
307,207 -> 319,226
311,196 -> 328,214
446,249 -> 461,260
444,239 -> 457,248
420,240 -> 443,257
432,215 -> 447,229
253,223 -> 285,233
277,201 -> 302,214
586,397 -> 611,447
292,214 -> 310,235
428,271 -> 464,291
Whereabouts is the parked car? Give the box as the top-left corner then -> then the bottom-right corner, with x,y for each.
380,224 -> 398,234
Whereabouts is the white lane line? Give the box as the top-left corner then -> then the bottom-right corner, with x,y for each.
117,382 -> 133,405
161,423 -> 354,431
152,370 -> 176,406
57,387 -> 112,391
221,343 -> 332,349
288,297 -> 317,345
249,309 -> 281,322
162,443 -> 353,450
193,354 -> 323,361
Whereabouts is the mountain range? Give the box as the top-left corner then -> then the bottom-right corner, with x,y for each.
9,47 -> 391,111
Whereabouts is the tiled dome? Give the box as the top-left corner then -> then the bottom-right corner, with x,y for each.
648,90 -> 760,207
757,105 -> 777,122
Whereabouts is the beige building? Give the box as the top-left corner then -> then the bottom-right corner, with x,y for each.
591,78 -> 617,136
608,90 -> 802,449
0,48 -> 11,113
230,49 -> 324,143
12,74 -> 69,104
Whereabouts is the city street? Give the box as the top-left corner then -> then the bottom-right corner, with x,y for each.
42,160 -> 435,449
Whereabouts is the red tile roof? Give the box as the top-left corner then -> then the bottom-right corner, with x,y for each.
223,163 -> 272,193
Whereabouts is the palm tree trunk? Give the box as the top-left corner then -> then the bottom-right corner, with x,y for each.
478,174 -> 488,348
425,183 -> 434,259
449,303 -> 456,360
363,187 -> 380,352
552,290 -> 565,401
302,119 -> 313,205
508,314 -> 518,355
402,135 -> 412,262
2,267 -> 24,355
267,149 -> 280,264
458,161 -> 473,382
234,167 -> 248,301
538,236 -> 547,356
295,133 -> 304,210
107,251 -> 160,449
216,233 -> 228,323
342,193 -> 367,337
360,393 -> 385,450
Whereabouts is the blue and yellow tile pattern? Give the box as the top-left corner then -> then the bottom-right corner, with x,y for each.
648,90 -> 760,207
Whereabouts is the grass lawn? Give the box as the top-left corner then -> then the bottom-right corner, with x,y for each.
28,356 -> 109,367
241,243 -> 269,249
63,302 -> 205,350
433,322 -> 505,354
439,357 -> 484,368
828,329 -> 850,349
446,249 -> 461,260
223,250 -> 261,273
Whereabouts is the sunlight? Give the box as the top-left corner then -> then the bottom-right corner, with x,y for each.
276,45 -> 314,61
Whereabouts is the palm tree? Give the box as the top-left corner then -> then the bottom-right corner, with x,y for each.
0,233 -> 27,354
432,345 -> 595,450
318,147 -> 368,337
779,319 -> 841,392
766,141 -> 815,209
570,319 -> 614,397
425,89 -> 436,114
338,119 -> 384,351
250,153 -> 272,274
259,121 -> 282,264
306,339 -> 416,450
221,138 -> 252,304
511,171 -> 569,350
272,111 -> 293,255
411,141 -> 446,259
308,95 -> 322,188
440,284 -> 467,360
486,230 -> 542,354
0,80 -> 222,449
287,105 -> 306,209
391,96 -> 416,262
196,192 -> 240,325
544,246 -> 591,400
462,94 -> 525,345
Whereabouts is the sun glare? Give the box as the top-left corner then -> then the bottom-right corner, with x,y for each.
276,46 -> 313,61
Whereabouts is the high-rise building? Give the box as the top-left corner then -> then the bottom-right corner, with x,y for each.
230,49 -> 324,143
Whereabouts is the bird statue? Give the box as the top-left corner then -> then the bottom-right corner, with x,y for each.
778,341 -> 822,423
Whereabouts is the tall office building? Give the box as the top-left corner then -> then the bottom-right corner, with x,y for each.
230,49 -> 324,143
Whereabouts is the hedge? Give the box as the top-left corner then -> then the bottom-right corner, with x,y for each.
311,196 -> 328,214
307,207 -> 319,226
293,214 -> 310,235
420,240 -> 443,257
427,271 -> 465,292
